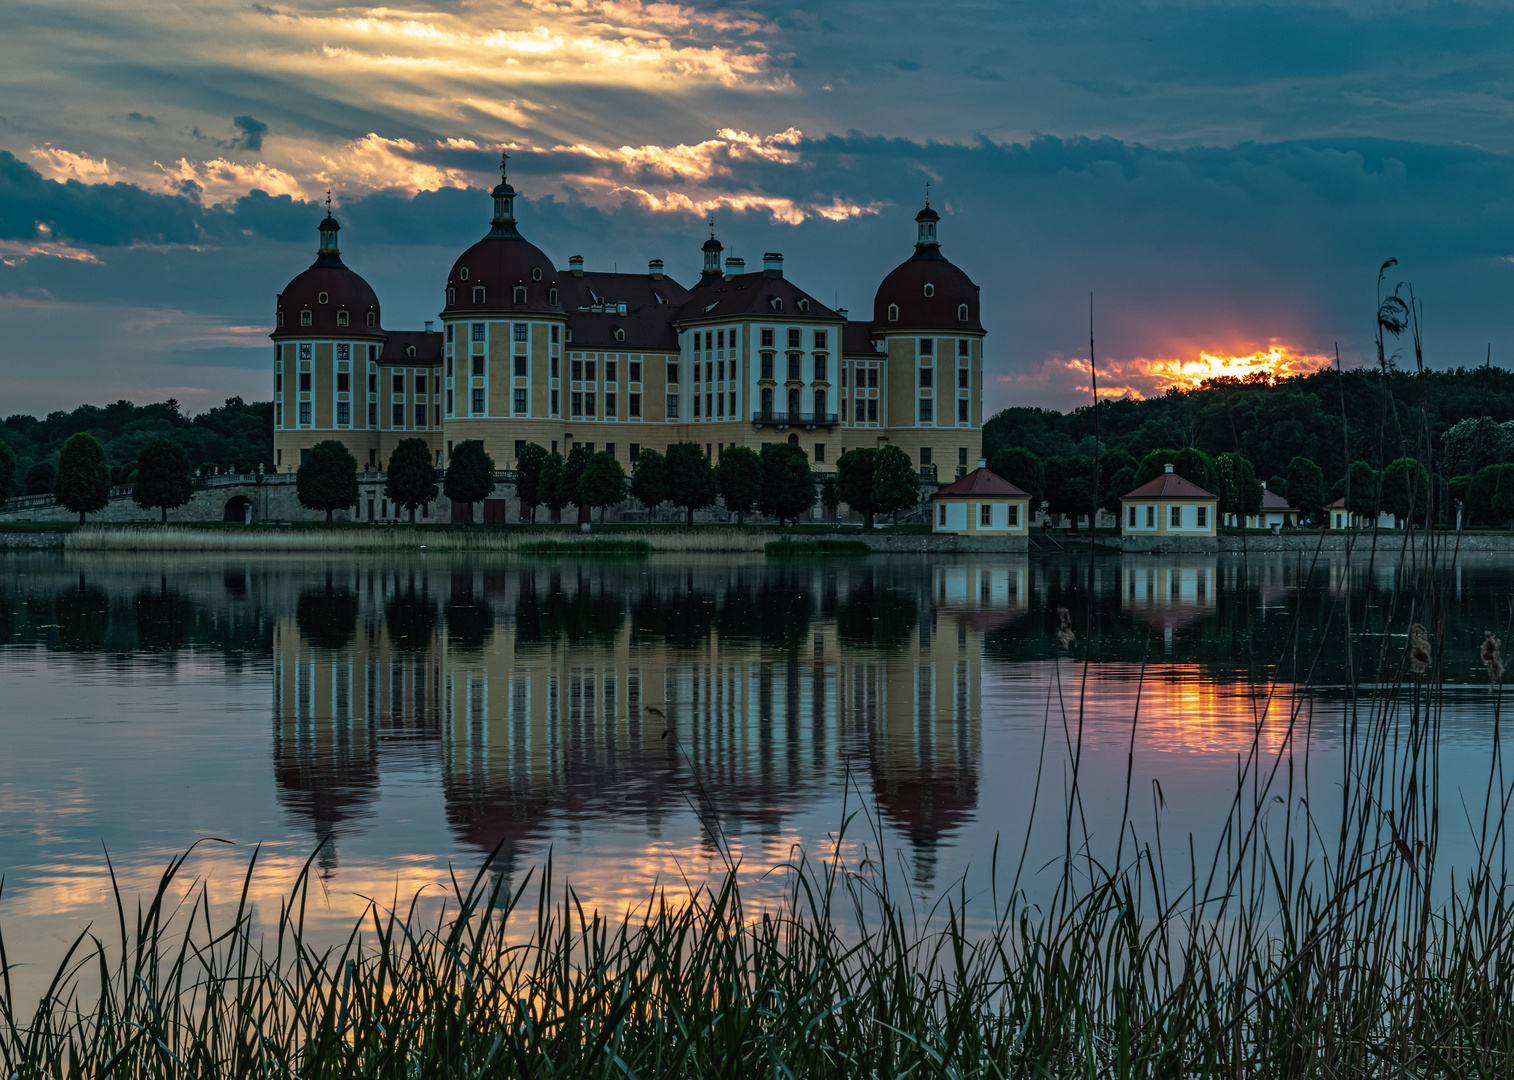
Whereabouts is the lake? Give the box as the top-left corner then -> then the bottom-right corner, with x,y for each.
2,547 -> 1511,994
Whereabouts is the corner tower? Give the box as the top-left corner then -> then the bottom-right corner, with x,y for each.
870,200 -> 984,478
271,209 -> 385,473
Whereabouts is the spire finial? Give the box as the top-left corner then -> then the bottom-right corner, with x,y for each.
709,214 -> 715,238
325,187 -> 332,216
925,181 -> 930,207
500,150 -> 509,183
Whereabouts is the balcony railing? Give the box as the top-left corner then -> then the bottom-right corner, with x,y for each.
750,411 -> 839,428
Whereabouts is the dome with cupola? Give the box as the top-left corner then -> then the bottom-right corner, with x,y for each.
872,203 -> 983,334
273,211 -> 383,338
442,155 -> 564,319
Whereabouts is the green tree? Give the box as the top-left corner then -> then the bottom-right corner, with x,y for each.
539,452 -> 570,523
1344,460 -> 1380,522
0,439 -> 16,502
987,446 -> 1044,504
563,445 -> 594,522
55,432 -> 111,525
1134,449 -> 1184,487
578,450 -> 627,522
297,439 -> 360,525
1103,467 -> 1136,516
384,438 -> 438,525
1441,416 -> 1511,477
1173,447 -> 1217,494
630,449 -> 669,521
820,475 -> 839,519
25,462 -> 55,495
1212,452 -> 1263,525
1285,456 -> 1325,527
1044,456 -> 1096,530
132,438 -> 194,524
1379,457 -> 1431,524
1466,464 -> 1514,526
716,446 -> 763,525
835,448 -> 880,528
872,444 -> 920,522
666,441 -> 717,526
759,443 -> 814,525
515,442 -> 548,523
443,440 -> 496,523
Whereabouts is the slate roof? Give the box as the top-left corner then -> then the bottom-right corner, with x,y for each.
1120,472 -> 1217,501
930,467 -> 1029,500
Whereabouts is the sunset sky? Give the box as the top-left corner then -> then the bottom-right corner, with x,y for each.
5,0 -> 1514,416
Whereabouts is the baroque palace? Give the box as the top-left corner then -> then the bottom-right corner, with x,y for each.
271,160 -> 985,487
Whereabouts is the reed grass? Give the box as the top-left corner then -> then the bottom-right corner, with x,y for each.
516,538 -> 653,556
65,526 -> 771,554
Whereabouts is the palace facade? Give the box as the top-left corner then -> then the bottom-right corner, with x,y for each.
271,163 -> 985,480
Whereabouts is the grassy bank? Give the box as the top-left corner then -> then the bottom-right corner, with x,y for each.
765,537 -> 870,556
66,525 -> 773,554
516,538 -> 652,556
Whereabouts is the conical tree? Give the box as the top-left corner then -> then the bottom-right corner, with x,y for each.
443,440 -> 496,523
298,440 -> 360,525
385,438 -> 438,525
55,433 -> 111,525
133,439 -> 194,524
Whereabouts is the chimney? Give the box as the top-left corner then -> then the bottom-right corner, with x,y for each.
724,256 -> 745,279
836,307 -> 848,319
762,252 -> 783,278
648,258 -> 664,280
424,320 -> 433,334
569,254 -> 584,277
1164,463 -> 1174,473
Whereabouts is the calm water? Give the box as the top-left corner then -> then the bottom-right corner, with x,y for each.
2,549 -> 1513,988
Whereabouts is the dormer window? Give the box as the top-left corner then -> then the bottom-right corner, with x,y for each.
468,286 -> 483,303
447,287 -> 456,305
336,311 -> 349,327
366,311 -> 376,327
923,283 -> 935,298
614,328 -> 626,342
957,304 -> 969,322
318,292 -> 329,305
797,298 -> 809,311
770,297 -> 783,311
565,329 -> 573,342
277,311 -> 285,327
887,304 -> 899,322
406,346 -> 417,357
549,287 -> 558,305
531,268 -> 543,282
514,286 -> 527,303
460,267 -> 469,281
301,310 -> 313,326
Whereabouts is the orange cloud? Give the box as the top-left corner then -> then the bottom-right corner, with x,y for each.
1061,345 -> 1334,400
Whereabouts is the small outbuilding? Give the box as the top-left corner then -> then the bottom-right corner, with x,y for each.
1120,465 -> 1218,538
931,464 -> 1030,535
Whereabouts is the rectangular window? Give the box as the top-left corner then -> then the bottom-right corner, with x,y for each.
920,338 -> 933,356
337,401 -> 350,425
629,361 -> 641,382
1008,505 -> 1019,526
813,329 -> 827,349
585,393 -> 596,416
550,389 -> 559,414
704,361 -> 712,382
693,395 -> 701,418
472,323 -> 485,342
705,331 -> 713,351
571,360 -> 582,380
393,375 -> 404,394
717,329 -> 725,349
606,361 -> 617,382
666,394 -> 679,418
668,363 -> 679,383
368,373 -> 377,393
472,355 -> 484,376
367,403 -> 377,426
761,328 -> 774,347
393,404 -> 405,426
920,366 -> 933,387
959,338 -> 970,356
958,400 -> 969,423
585,360 -> 596,381
276,402 -> 282,426
958,368 -> 969,388
1197,506 -> 1208,527
446,324 -> 454,342
717,360 -> 725,381
515,355 -> 527,376
514,389 -> 527,414
550,356 -> 558,378
939,504 -> 947,527
299,372 -> 311,392
415,404 -> 426,427
867,399 -> 878,422
761,353 -> 774,379
571,392 -> 583,416
299,402 -> 311,424
787,328 -> 801,348
605,393 -> 617,416
514,323 -> 528,342
472,389 -> 485,414
630,444 -> 641,461
921,447 -> 932,465
716,392 -> 724,417
629,393 -> 641,417
605,443 -> 614,457
1171,505 -> 1183,528
300,343 -> 312,360
814,443 -> 825,462
1128,505 -> 1137,527
1146,506 -> 1155,528
336,371 -> 349,392
867,368 -> 879,388
435,404 -> 441,426
980,504 -> 993,527
336,343 -> 349,361
275,372 -> 283,392
919,399 -> 933,422
551,325 -> 559,343
814,355 -> 827,381
447,389 -> 454,412
415,375 -> 426,395
787,353 -> 801,380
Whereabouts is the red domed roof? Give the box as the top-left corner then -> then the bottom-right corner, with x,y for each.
441,167 -> 565,319
872,204 -> 983,334
273,214 -> 384,339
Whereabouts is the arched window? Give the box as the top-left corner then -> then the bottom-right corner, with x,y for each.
531,267 -> 542,281
473,286 -> 486,303
366,311 -> 376,327
513,286 -> 527,303
957,304 -> 968,321
923,283 -> 934,297
318,291 -> 329,304
548,287 -> 558,305
300,310 -> 313,326
813,388 -> 827,416
406,346 -> 416,357
888,304 -> 899,322
447,287 -> 456,305
761,387 -> 773,412
770,297 -> 783,311
336,311 -> 349,326
787,433 -> 798,445
797,298 -> 809,311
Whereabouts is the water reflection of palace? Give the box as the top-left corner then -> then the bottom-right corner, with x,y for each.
271,560 -> 1011,883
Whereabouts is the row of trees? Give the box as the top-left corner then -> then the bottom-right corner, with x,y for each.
0,432 -> 199,524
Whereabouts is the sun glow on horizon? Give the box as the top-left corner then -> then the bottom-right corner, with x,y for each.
1065,345 -> 1335,400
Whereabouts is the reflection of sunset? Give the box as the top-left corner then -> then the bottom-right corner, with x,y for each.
1066,345 -> 1334,400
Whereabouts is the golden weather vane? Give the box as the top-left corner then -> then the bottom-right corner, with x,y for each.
500,150 -> 509,181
